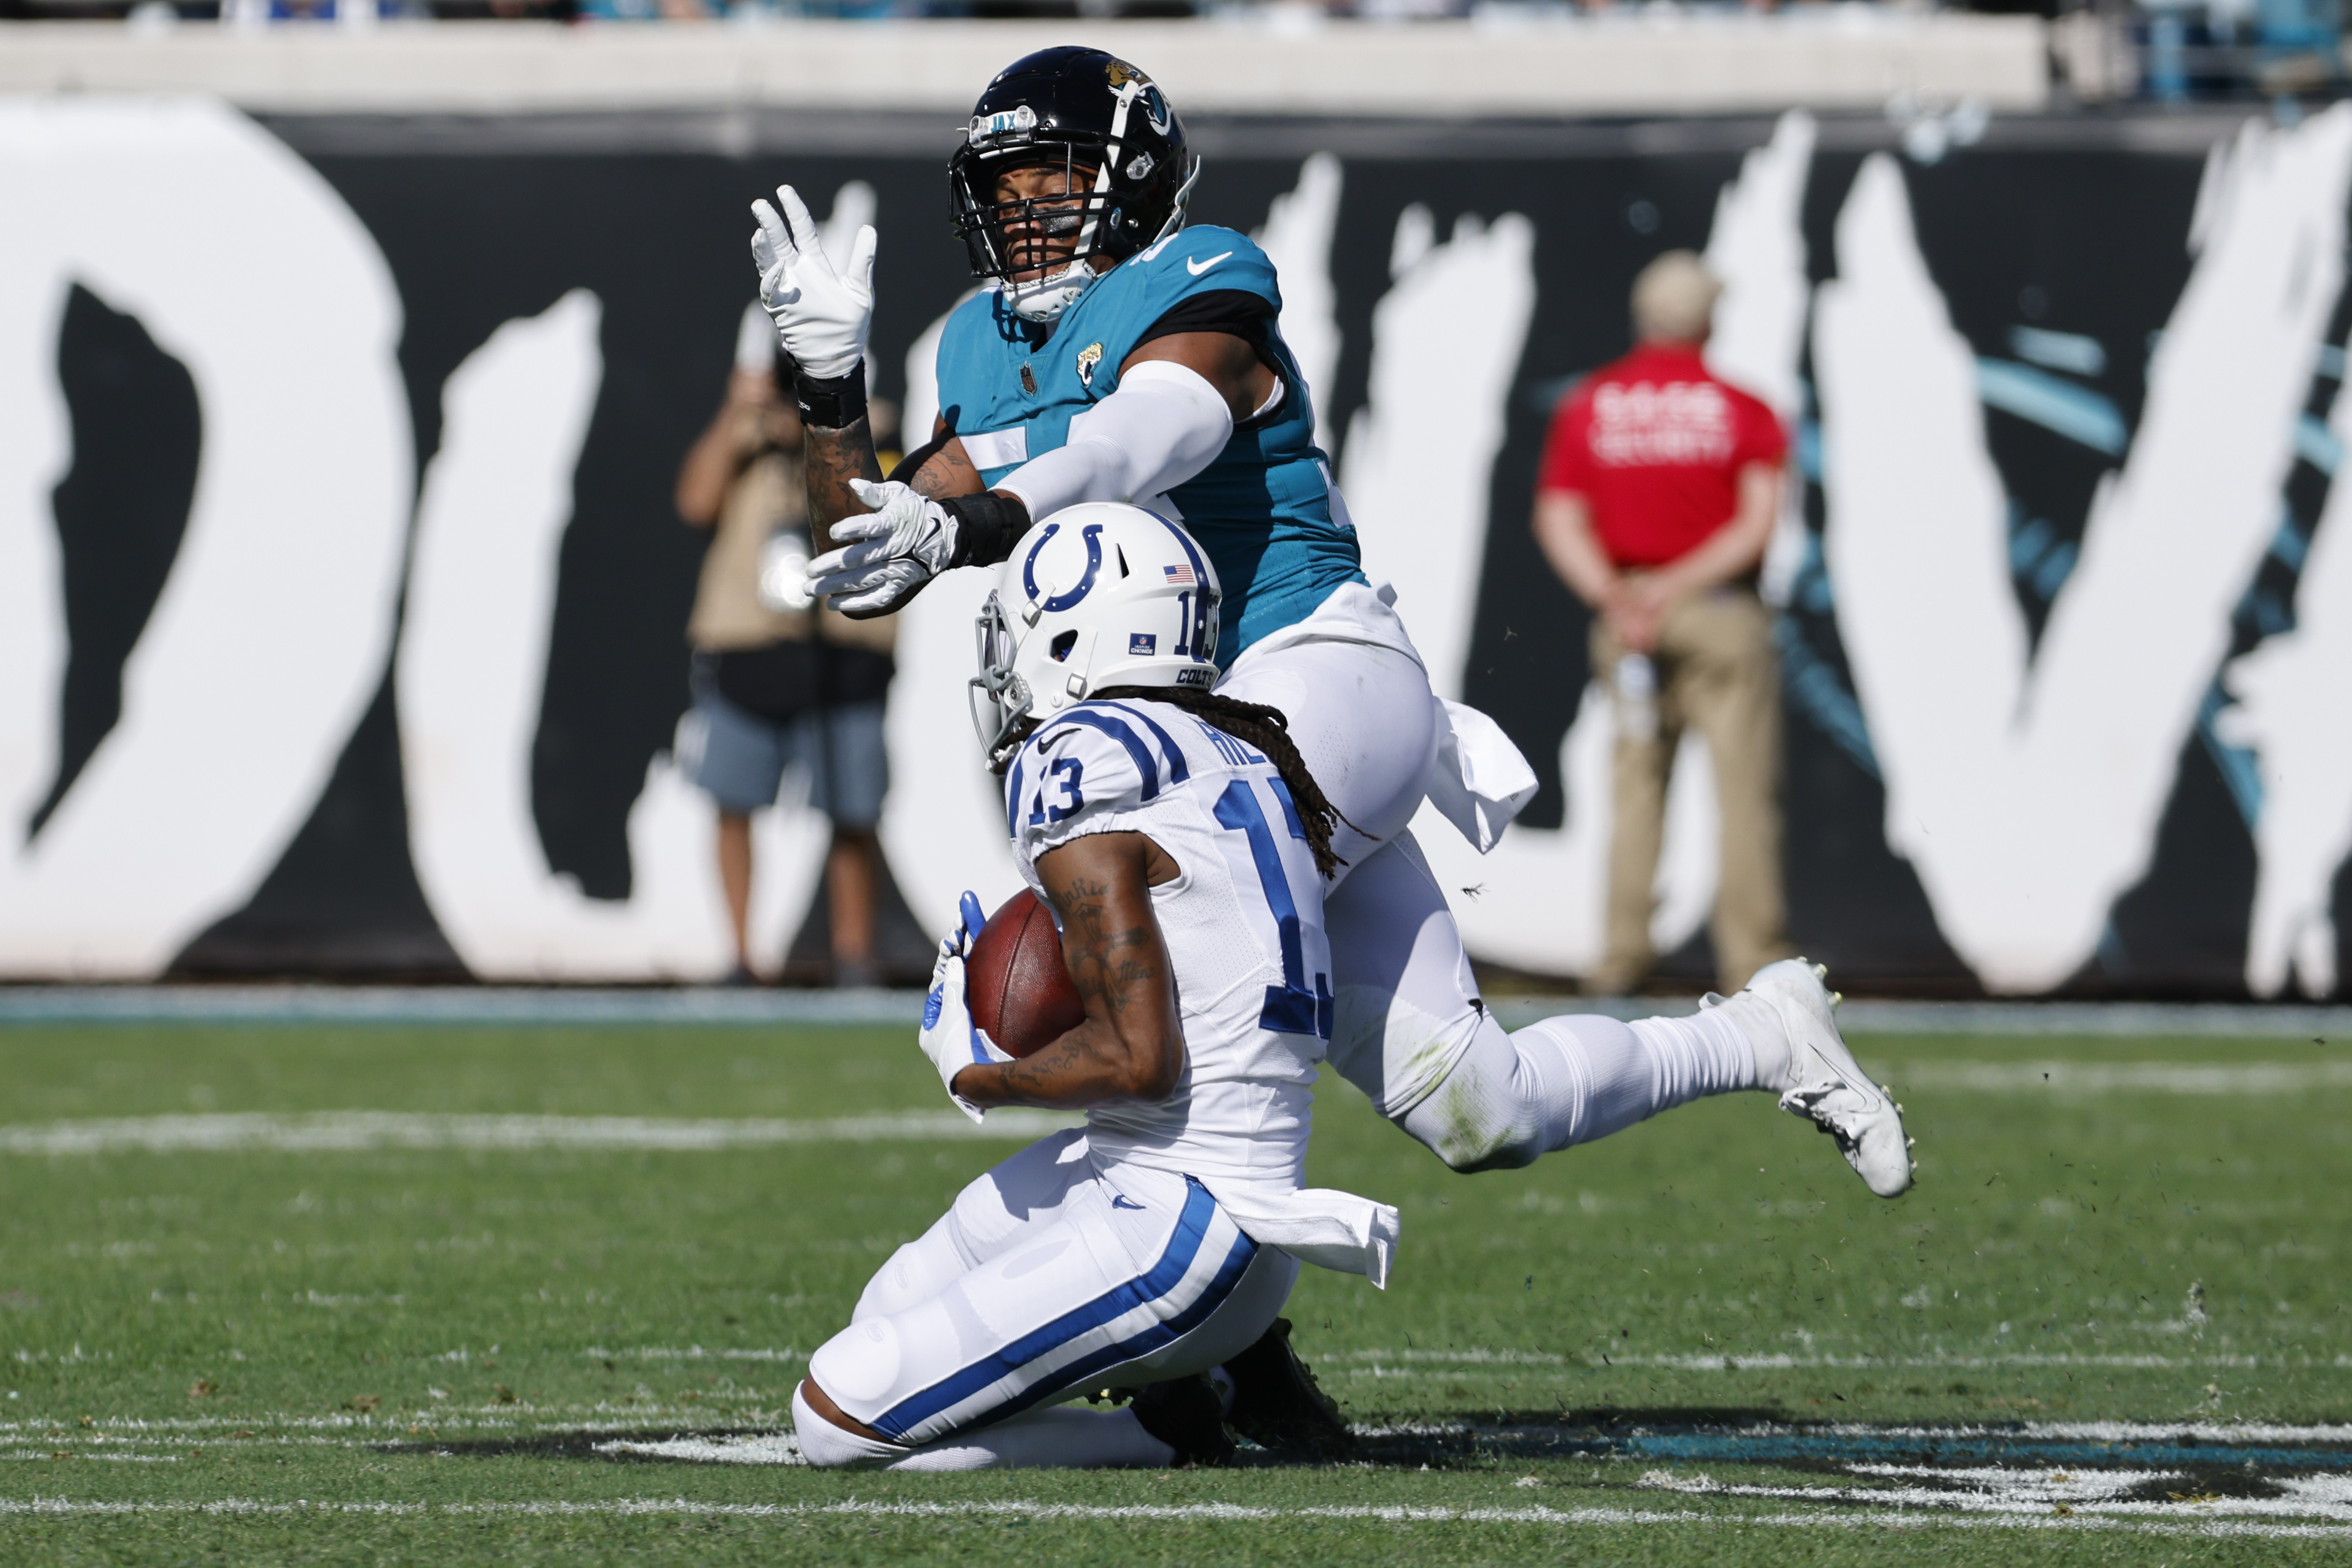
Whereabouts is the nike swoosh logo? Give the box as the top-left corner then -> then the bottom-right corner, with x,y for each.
1185,252 -> 1234,277
1111,1196 -> 1146,1211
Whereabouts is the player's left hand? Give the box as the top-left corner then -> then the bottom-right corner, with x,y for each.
806,478 -> 960,616
749,184 -> 875,381
918,890 -> 1013,1122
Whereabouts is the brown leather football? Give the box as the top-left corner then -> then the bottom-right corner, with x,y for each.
965,889 -> 1086,1059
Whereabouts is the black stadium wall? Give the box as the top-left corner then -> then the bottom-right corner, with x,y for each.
6,101 -> 2346,999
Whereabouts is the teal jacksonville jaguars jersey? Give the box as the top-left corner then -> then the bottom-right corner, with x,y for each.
931,224 -> 1367,665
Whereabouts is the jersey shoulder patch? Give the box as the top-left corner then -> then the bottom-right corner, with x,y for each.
1002,699 -> 1197,850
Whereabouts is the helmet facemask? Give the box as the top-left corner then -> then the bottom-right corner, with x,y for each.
969,590 -> 1037,771
950,62 -> 1196,324
958,148 -> 1117,324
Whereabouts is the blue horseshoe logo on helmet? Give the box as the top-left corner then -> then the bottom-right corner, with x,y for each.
1022,523 -> 1106,613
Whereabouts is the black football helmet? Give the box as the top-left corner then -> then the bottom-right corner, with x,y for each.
949,46 -> 1198,322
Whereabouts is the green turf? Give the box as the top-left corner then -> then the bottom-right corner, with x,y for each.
1,1020 -> 2347,1564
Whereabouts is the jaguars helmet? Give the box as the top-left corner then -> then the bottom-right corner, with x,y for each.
949,46 -> 1199,324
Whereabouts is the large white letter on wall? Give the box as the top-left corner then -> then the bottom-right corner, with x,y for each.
2220,330 -> 2352,999
1818,110 -> 2352,992
0,97 -> 410,977
1405,114 -> 1815,976
398,291 -> 828,979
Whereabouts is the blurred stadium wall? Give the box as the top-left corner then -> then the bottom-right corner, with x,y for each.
3,22 -> 2350,1001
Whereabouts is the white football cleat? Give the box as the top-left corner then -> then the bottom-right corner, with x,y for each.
1726,958 -> 1914,1198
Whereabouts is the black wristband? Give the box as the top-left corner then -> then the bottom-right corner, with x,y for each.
793,361 -> 868,430
941,493 -> 1034,569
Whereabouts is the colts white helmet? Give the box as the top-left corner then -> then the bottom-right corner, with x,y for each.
971,503 -> 1221,767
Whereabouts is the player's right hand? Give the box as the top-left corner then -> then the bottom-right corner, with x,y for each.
919,891 -> 1012,1123
749,184 -> 875,381
806,478 -> 959,616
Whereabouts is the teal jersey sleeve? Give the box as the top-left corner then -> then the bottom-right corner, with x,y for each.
1075,226 -> 1283,398
931,225 -> 1365,665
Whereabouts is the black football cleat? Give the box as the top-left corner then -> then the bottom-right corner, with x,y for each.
1126,1373 -> 1235,1468
1224,1318 -> 1356,1460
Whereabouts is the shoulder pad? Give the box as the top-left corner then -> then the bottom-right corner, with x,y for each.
1035,700 -> 1195,799
1123,225 -> 1279,305
1006,700 -> 1196,848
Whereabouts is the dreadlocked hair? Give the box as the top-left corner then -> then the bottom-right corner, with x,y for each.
1092,685 -> 1358,881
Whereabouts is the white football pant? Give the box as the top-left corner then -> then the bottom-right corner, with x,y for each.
1219,595 -> 1761,1171
797,1130 -> 1298,1468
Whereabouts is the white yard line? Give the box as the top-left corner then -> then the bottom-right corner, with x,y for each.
582,1346 -> 806,1363
1887,1061 -> 2352,1093
0,1060 -> 2336,1161
0,1110 -> 1078,1156
1341,1350 -> 2346,1373
27,1408 -> 2349,1451
10,988 -> 2347,1039
0,1495 -> 2349,1539
0,1407 -> 765,1436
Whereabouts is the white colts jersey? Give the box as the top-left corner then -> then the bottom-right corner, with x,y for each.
1003,697 -> 1333,1191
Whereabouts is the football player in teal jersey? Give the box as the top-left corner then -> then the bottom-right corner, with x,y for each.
750,48 -> 1911,1222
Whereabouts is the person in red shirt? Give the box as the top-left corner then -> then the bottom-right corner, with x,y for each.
1533,250 -> 1794,996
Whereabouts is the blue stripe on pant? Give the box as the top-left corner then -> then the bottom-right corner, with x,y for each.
869,1177 -> 1257,1443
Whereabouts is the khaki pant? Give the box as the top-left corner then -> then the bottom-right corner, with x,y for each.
1589,588 -> 1792,995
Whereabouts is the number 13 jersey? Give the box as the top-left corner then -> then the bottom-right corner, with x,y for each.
1002,695 -> 1333,1192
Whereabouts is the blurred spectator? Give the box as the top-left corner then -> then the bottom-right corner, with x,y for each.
1531,250 -> 1793,996
674,305 -> 898,987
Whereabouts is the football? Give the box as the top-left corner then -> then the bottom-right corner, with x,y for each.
965,889 -> 1087,1058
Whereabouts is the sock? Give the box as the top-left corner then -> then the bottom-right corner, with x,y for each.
792,1385 -> 902,1469
794,1386 -> 1175,1471
1707,990 -> 1794,1090
1400,1007 -> 1767,1171
1509,1008 -> 1759,1152
1628,1006 -> 1764,1100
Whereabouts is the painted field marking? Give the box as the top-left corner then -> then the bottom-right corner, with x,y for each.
1338,1349 -> 2352,1373
1640,1465 -> 2352,1522
1,1495 -> 2350,1539
0,1060 -> 2335,1160
17,987 -> 2350,1039
12,1414 -> 2352,1538
1888,1061 -> 2352,1093
0,1405 -> 782,1438
0,1110 -> 1079,1156
596,1433 -> 803,1464
1358,1416 -> 2352,1444
582,1346 -> 806,1364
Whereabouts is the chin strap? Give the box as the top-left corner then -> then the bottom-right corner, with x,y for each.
942,492 -> 1034,569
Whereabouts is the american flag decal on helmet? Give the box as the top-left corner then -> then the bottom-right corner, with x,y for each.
1162,564 -> 1196,585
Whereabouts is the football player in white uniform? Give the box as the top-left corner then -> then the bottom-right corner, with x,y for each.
793,506 -> 1391,1470
753,48 -> 1912,1212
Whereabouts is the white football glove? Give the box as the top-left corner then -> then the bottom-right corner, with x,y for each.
920,891 -> 1013,1123
806,477 -> 960,616
749,184 -> 875,382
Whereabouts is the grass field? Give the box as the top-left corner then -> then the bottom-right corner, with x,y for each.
2,1015 -> 2349,1564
